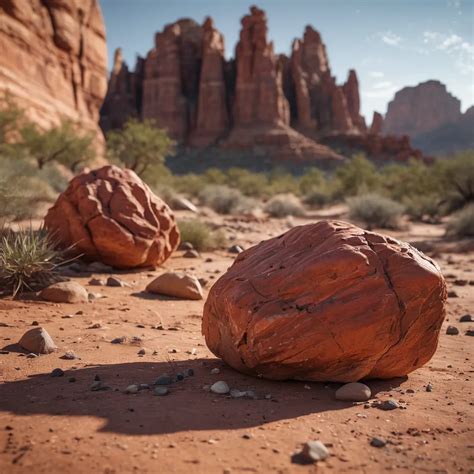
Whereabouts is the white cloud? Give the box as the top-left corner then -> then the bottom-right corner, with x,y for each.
369,71 -> 384,78
423,31 -> 474,74
381,31 -> 402,47
372,81 -> 393,90
362,80 -> 399,100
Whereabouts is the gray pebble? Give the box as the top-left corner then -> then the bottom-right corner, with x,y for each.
154,386 -> 169,396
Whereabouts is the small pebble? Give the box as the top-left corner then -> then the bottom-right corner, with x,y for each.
50,368 -> 64,377
446,326 -> 459,335
297,441 -> 330,463
377,400 -> 399,411
61,350 -> 78,360
111,336 -> 127,344
426,383 -> 433,392
154,386 -> 169,396
370,437 -> 387,448
155,374 -> 172,385
125,384 -> 139,394
137,349 -> 146,355
211,368 -> 220,375
210,381 -> 230,394
459,314 -> 472,323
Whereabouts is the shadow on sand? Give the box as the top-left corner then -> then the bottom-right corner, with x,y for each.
0,358 -> 407,436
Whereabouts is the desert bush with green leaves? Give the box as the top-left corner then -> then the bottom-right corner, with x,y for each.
348,193 -> 405,230
178,220 -> 227,251
198,185 -> 257,214
0,227 -> 68,297
264,194 -> 305,218
446,204 -> 474,238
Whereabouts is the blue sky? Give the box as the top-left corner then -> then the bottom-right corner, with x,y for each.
101,0 -> 474,122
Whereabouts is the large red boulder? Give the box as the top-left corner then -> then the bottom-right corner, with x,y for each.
44,165 -> 180,269
202,221 -> 446,382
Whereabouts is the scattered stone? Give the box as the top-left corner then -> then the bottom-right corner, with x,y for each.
40,282 -> 89,304
154,386 -> 169,396
295,441 -> 330,464
211,368 -> 220,375
106,276 -> 130,287
31,321 -> 39,326
61,350 -> 79,360
198,278 -> 208,288
19,327 -> 57,354
90,381 -> 109,391
183,249 -> 200,258
155,374 -> 173,385
229,245 -> 244,254
406,389 -> 415,394
146,272 -> 204,300
26,353 -> 37,358
172,197 -> 198,213
453,279 -> 467,286
459,314 -> 473,323
175,372 -> 185,381
125,384 -> 139,394
230,389 -> 247,398
377,400 -> 399,411
446,325 -> 459,335
50,368 -> 64,377
426,383 -> 433,392
179,241 -> 194,251
335,382 -> 371,402
465,329 -> 474,337
111,336 -> 127,344
370,437 -> 387,448
447,290 -> 458,298
88,292 -> 104,301
89,278 -> 106,286
69,377 -> 76,383
137,348 -> 146,355
0,350 -> 9,355
210,381 -> 230,394
242,433 -> 252,439
205,258 -> 213,263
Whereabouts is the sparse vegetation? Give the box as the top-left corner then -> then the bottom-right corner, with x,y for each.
178,220 -> 227,251
198,185 -> 257,214
264,194 -> 305,218
0,227 -> 67,297
446,204 -> 474,238
107,118 -> 175,183
348,193 -> 404,230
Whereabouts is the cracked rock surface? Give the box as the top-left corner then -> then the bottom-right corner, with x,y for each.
44,165 -> 180,269
202,220 -> 447,382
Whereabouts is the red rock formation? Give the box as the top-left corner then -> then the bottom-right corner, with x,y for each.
142,19 -> 203,141
190,17 -> 229,147
383,80 -> 461,138
203,220 -> 446,382
0,0 -> 107,141
100,49 -> 144,131
44,165 -> 180,269
369,111 -> 383,135
343,70 -> 366,132
232,6 -> 289,127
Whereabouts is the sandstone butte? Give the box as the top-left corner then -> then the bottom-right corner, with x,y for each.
202,220 -> 447,382
100,6 -> 425,163
0,0 -> 107,143
44,165 -> 180,269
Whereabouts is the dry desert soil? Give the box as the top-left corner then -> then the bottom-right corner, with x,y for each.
0,209 -> 473,474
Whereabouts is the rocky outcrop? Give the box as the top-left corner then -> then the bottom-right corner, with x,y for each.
383,80 -> 461,138
203,220 -> 447,382
0,0 -> 107,141
100,6 -> 425,163
369,111 -> 383,135
44,165 -> 180,269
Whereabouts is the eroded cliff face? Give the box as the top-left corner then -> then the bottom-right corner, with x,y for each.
0,0 -> 108,140
100,6 -> 423,162
383,80 -> 461,137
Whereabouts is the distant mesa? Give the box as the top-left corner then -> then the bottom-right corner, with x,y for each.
0,0 -> 108,144
382,80 -> 474,155
100,6 -> 424,163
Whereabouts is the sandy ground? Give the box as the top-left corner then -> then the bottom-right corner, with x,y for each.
0,211 -> 473,474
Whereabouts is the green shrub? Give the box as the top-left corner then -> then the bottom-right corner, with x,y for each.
348,193 -> 404,230
199,185 -> 256,214
0,227 -> 67,296
264,194 -> 305,218
178,220 -> 227,251
446,204 -> 474,238
403,194 -> 441,222
335,154 -> 381,197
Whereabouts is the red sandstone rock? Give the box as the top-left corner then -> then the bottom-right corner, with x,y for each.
44,165 -> 180,269
343,70 -> 366,132
383,80 -> 461,138
203,220 -> 446,382
0,0 -> 107,142
369,111 -> 384,135
190,17 -> 229,147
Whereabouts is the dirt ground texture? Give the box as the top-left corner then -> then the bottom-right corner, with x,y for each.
0,209 -> 473,474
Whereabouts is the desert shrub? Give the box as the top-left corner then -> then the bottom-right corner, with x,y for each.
403,194 -> 441,222
178,219 -> 226,251
199,185 -> 256,214
348,193 -> 404,230
434,152 -> 474,213
299,168 -> 325,195
446,204 -> 474,238
107,118 -> 175,180
264,194 -> 305,218
225,168 -> 268,197
335,153 -> 381,198
0,227 -> 67,296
